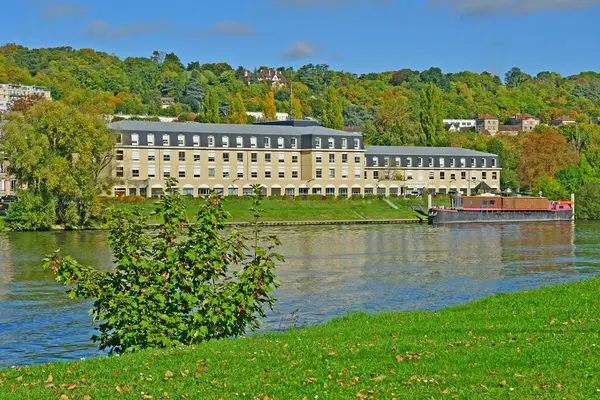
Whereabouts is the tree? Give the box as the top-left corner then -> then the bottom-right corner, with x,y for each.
229,92 -> 248,124
505,67 -> 529,88
376,89 -> 422,145
518,129 -> 579,190
43,181 -> 282,354
419,83 -> 446,147
322,87 -> 344,130
1,101 -> 114,228
576,182 -> 600,220
197,88 -> 220,123
262,91 -> 277,121
292,96 -> 303,119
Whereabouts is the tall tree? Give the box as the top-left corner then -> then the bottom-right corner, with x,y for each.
262,91 -> 277,121
292,96 -> 303,119
322,87 -> 344,130
229,92 -> 248,124
419,83 -> 445,146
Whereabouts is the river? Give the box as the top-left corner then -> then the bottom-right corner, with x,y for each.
1,222 -> 599,367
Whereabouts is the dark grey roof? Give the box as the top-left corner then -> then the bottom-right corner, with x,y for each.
366,146 -> 497,157
107,121 -> 360,137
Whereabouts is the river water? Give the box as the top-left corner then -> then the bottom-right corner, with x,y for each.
1,222 -> 599,367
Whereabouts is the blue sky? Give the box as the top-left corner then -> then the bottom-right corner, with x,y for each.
4,0 -> 600,76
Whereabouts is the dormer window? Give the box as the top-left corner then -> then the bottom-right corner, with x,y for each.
162,134 -> 170,146
417,157 -> 423,167
373,156 -> 379,167
264,137 -> 271,148
471,158 -> 476,168
208,136 -> 215,147
407,157 -> 412,167
460,158 -> 466,168
328,137 -> 335,149
291,137 -> 298,149
315,137 -> 322,149
250,136 -> 257,148
222,136 -> 229,147
131,134 -> 139,146
147,134 -> 154,146
178,134 -> 185,146
395,157 -> 401,167
341,138 -> 347,149
439,157 -> 445,168
277,137 -> 284,149
428,157 -> 433,167
236,136 -> 243,148
354,138 -> 360,149
193,135 -> 200,147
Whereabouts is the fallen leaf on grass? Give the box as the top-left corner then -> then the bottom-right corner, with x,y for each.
47,374 -> 53,383
164,370 -> 174,380
372,375 -> 386,382
499,380 -> 507,387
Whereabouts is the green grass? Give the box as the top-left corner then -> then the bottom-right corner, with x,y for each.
2,278 -> 600,399
104,196 -> 440,224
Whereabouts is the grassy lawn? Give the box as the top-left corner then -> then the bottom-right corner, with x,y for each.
104,196 -> 440,224
2,278 -> 599,399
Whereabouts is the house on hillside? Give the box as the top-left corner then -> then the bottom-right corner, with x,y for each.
511,113 -> 540,132
498,125 -> 522,135
443,119 -> 476,132
244,69 -> 288,88
552,116 -> 576,126
161,97 -> 175,109
476,114 -> 499,135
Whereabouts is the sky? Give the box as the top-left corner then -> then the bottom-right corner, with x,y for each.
3,0 -> 600,77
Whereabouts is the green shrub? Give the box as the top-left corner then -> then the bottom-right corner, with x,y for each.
6,190 -> 56,231
62,201 -> 80,230
43,179 -> 282,354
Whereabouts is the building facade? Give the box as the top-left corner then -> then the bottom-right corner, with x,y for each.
108,120 -> 501,198
0,84 -> 51,113
476,114 -> 500,135
443,119 -> 476,132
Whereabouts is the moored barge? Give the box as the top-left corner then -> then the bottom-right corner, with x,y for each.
428,195 -> 573,225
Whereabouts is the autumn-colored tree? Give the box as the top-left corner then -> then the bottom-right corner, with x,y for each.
229,92 -> 248,124
10,94 -> 47,113
262,91 -> 277,121
292,96 -> 303,119
518,129 -> 579,191
322,87 -> 344,130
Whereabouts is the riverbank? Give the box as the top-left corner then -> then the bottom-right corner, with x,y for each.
2,277 -> 599,399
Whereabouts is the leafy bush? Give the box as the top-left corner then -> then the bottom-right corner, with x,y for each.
43,180 -> 282,354
62,201 -> 81,230
576,182 -> 600,220
6,191 -> 56,231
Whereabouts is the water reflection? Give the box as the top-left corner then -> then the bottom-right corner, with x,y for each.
0,222 -> 598,367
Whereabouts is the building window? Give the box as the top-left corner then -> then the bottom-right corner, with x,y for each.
222,136 -> 229,147
482,171 -> 487,180
178,134 -> 185,146
116,149 -> 124,161
208,167 -> 216,178
342,167 -> 349,179
354,168 -> 361,179
223,152 -> 229,162
223,167 -> 230,179
492,159 -> 497,168
251,168 -> 258,179
163,134 -> 170,146
265,168 -> 272,178
285,187 -> 296,196
460,158 -> 466,168
194,167 -> 200,178
312,187 -> 322,195
163,151 -> 171,162
265,153 -> 271,163
279,168 -> 285,178
481,158 -> 486,168
342,138 -> 347,149
131,150 -> 140,162
148,166 -> 155,178
326,187 -> 335,196
450,158 -> 455,167
315,137 -> 321,149
429,157 -> 434,167
407,157 -> 412,167
237,152 -> 244,162
329,153 -> 335,163
329,168 -> 336,178
472,171 -> 477,180
418,157 -> 423,167
250,136 -> 257,148
292,169 -> 299,178
355,153 -> 361,164
237,167 -> 244,178
450,172 -> 456,180
316,153 -> 322,163
292,153 -> 299,163
163,167 -> 171,178
373,157 -> 379,167
373,171 -> 379,180
471,158 -> 476,168
461,171 -> 467,180
214,187 -> 224,196
492,172 -> 498,180
264,137 -> 271,148
193,135 -> 200,147
251,152 -> 258,163
132,167 -> 140,178
439,157 -> 445,168
194,152 -> 200,162
236,136 -> 243,148
316,168 -> 322,178
291,137 -> 298,149
354,138 -> 360,149
440,171 -> 445,180
179,167 -> 186,178
228,187 -> 238,196
384,157 -> 389,167
278,137 -> 284,148
131,134 -> 139,146
328,137 -> 335,149
208,151 -> 215,162
208,136 -> 215,147
279,152 -> 285,163
116,166 -> 124,178
147,134 -> 155,146
243,187 -> 253,196
198,187 -> 210,196
429,171 -> 435,180
396,157 -> 401,167
179,151 -> 185,162
342,153 -> 348,164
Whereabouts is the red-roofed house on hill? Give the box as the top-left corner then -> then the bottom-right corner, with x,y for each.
552,116 -> 576,126
511,113 -> 541,132
476,114 -> 499,135
244,69 -> 288,88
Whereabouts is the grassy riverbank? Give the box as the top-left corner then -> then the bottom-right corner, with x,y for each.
2,278 -> 599,399
105,196 -> 441,223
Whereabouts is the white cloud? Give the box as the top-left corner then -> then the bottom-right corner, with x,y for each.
85,20 -> 171,38
41,3 -> 88,19
282,40 -> 318,59
201,21 -> 258,36
428,0 -> 600,15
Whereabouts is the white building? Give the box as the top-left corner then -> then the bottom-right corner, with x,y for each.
246,112 -> 289,122
443,119 -> 476,132
0,84 -> 52,113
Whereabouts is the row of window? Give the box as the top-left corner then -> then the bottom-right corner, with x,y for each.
120,186 -> 370,198
370,170 -> 498,181
371,156 -> 497,168
128,133 -> 361,149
